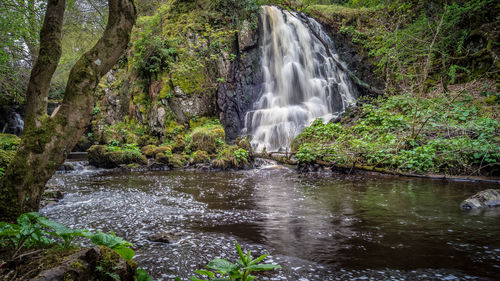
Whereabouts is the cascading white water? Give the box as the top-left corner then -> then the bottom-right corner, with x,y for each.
244,6 -> 356,152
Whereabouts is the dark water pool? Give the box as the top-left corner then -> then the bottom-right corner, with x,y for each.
44,164 -> 500,280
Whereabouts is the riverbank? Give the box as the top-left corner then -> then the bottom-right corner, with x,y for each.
290,80 -> 499,178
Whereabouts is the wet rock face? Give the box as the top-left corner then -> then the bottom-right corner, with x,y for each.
217,18 -> 263,142
461,189 -> 500,210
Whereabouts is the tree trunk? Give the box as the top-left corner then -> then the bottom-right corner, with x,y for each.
0,0 -> 136,222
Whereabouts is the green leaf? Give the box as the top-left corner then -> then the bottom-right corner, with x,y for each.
249,254 -> 268,266
234,241 -> 246,265
89,231 -> 133,249
246,250 -> 252,263
206,259 -> 239,274
37,216 -> 87,238
0,222 -> 20,236
194,270 -> 214,278
136,268 -> 154,281
243,264 -> 282,272
106,272 -> 121,281
189,276 -> 207,281
113,245 -> 135,260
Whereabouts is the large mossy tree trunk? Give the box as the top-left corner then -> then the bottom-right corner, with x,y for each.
0,0 -> 136,222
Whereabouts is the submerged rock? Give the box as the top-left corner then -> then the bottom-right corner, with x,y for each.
461,189 -> 500,210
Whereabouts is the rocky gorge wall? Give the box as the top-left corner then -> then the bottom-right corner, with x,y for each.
85,2 -> 379,150
85,0 -> 263,148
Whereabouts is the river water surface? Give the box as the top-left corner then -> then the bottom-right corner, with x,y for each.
43,163 -> 500,280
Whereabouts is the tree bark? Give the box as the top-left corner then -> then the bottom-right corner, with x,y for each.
0,0 -> 136,222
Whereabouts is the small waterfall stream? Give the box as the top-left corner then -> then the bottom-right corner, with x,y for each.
244,6 -> 356,152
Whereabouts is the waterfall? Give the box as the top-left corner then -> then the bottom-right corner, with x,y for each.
244,6 -> 356,152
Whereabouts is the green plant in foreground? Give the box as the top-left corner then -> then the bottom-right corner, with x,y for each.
0,213 -> 133,259
189,241 -> 282,281
0,212 -> 153,279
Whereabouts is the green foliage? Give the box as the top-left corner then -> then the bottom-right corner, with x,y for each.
293,92 -> 500,175
0,134 -> 21,177
0,0 -> 45,105
137,268 -> 155,281
234,148 -> 249,164
89,231 -> 135,260
214,145 -> 251,169
0,134 -> 20,151
189,241 -> 281,281
311,0 -> 498,92
133,34 -> 177,79
92,106 -> 101,115
187,122 -> 226,154
296,143 -> 317,164
101,121 -> 151,146
212,0 -> 260,28
0,212 -> 143,264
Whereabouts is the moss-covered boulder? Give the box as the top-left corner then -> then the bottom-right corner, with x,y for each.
170,154 -> 188,168
235,136 -> 253,153
156,151 -> 188,168
0,150 -> 15,171
155,151 -> 170,164
154,145 -> 172,155
0,134 -> 20,173
156,152 -> 187,168
187,125 -> 225,154
141,145 -> 158,158
8,246 -> 138,281
213,145 -> 250,169
190,150 -> 210,164
171,136 -> 186,153
88,145 -> 147,169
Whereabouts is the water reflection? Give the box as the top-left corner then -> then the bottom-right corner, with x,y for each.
44,167 -> 500,280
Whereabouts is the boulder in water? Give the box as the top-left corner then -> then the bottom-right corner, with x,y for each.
148,231 -> 174,243
460,189 -> 500,210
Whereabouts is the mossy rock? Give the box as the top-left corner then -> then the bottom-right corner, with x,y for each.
138,135 -> 158,147
8,246 -> 139,281
213,145 -> 250,169
141,145 -> 158,158
0,133 -> 20,151
154,145 -> 172,155
171,136 -> 186,153
190,150 -> 210,164
155,152 -> 170,164
235,137 -> 252,153
187,125 -> 225,154
0,149 -> 16,170
88,145 -> 147,168
169,153 -> 188,168
155,152 -> 187,168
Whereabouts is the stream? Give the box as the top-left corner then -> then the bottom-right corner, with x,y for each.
43,162 -> 500,280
